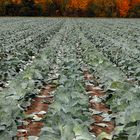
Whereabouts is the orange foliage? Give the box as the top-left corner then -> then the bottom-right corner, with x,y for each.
67,0 -> 140,16
12,0 -> 21,4
35,0 -> 46,3
131,0 -> 140,5
9,0 -> 140,16
67,0 -> 90,10
117,0 -> 130,17
117,0 -> 140,17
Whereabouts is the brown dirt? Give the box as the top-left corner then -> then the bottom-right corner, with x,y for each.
84,69 -> 115,138
16,84 -> 55,140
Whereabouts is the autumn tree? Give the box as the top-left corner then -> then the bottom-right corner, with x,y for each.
0,0 -> 6,15
0,0 -> 20,16
116,0 -> 130,17
18,0 -> 43,16
35,0 -> 47,15
59,0 -> 69,15
129,2 -> 140,17
87,0 -> 117,17
0,0 -> 140,17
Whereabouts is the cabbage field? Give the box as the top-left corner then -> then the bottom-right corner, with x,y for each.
0,18 -> 140,140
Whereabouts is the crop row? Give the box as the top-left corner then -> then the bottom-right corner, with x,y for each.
75,20 -> 140,140
0,18 -> 139,140
0,19 -> 65,139
0,19 -> 64,87
0,19 -> 95,140
77,19 -> 140,85
39,21 -> 95,140
0,19 -> 61,45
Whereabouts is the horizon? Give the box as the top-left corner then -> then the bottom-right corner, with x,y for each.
0,0 -> 140,17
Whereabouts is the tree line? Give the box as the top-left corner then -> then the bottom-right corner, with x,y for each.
0,0 -> 140,17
